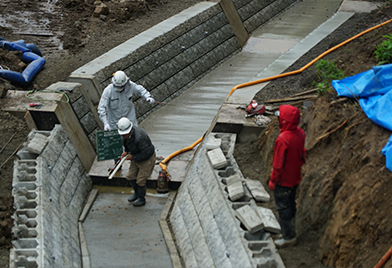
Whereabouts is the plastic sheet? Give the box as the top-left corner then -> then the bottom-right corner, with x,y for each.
332,63 -> 392,172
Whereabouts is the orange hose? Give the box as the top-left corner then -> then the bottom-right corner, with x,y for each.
160,17 -> 392,175
225,17 -> 392,101
159,136 -> 203,174
374,245 -> 392,268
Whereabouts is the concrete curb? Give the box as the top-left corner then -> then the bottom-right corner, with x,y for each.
159,191 -> 183,268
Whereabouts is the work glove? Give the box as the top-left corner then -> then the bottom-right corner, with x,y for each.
268,180 -> 276,191
104,123 -> 111,131
146,97 -> 155,104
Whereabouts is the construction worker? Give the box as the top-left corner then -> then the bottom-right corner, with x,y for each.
117,117 -> 156,207
268,105 -> 306,248
98,70 -> 155,131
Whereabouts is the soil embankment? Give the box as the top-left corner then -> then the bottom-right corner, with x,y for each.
235,3 -> 392,267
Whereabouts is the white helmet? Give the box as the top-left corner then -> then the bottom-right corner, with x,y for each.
117,117 -> 133,135
112,71 -> 128,92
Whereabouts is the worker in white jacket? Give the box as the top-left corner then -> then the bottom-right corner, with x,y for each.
98,70 -> 155,131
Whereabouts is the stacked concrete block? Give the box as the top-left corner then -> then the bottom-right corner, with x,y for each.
234,0 -> 297,33
245,179 -> 270,202
207,147 -> 228,169
257,207 -> 281,234
234,205 -> 264,233
10,125 -> 92,268
226,174 -> 245,201
169,132 -> 285,267
46,82 -> 101,151
68,0 -> 294,125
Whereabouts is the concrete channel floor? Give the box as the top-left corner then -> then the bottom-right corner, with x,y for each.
83,1 -> 379,267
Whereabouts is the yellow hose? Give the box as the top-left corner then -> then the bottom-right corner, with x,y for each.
160,17 -> 392,175
159,136 -> 203,174
225,17 -> 392,101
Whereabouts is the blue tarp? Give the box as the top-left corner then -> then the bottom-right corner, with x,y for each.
332,63 -> 392,171
0,38 -> 45,86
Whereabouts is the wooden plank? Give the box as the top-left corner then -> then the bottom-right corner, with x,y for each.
220,0 -> 249,47
264,95 -> 318,104
290,88 -> 318,97
56,95 -> 96,171
24,111 -> 37,130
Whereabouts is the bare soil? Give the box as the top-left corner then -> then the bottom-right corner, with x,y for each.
235,3 -> 392,268
1,0 -> 392,267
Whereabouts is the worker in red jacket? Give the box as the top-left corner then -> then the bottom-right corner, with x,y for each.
268,105 -> 306,248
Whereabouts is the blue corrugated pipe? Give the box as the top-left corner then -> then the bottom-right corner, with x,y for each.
0,38 -> 45,86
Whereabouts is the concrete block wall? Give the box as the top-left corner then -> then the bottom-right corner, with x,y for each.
10,125 -> 92,268
45,82 -> 102,151
234,0 -> 297,33
68,0 -> 297,124
169,133 -> 285,268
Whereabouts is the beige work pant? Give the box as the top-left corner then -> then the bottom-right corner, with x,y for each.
126,152 -> 156,187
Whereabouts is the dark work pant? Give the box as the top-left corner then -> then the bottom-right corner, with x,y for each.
274,184 -> 298,239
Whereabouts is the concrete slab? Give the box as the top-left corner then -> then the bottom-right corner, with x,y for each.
207,148 -> 228,169
26,133 -> 48,154
216,103 -> 262,126
82,187 -> 173,268
245,179 -> 270,203
227,10 -> 355,103
88,156 -> 188,183
228,180 -> 245,201
338,1 -> 384,12
257,206 -> 281,234
234,205 -> 263,234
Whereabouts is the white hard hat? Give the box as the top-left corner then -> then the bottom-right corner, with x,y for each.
112,71 -> 128,91
116,117 -> 133,135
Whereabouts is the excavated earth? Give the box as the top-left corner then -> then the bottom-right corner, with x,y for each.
1,0 -> 392,267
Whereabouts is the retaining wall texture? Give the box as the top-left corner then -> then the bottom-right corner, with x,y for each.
169,133 -> 285,268
68,0 -> 296,124
47,82 -> 101,151
10,125 -> 92,268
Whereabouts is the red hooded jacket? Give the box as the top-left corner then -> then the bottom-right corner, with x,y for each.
270,105 -> 306,187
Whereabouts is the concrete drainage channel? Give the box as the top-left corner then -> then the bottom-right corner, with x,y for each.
8,0 -> 301,267
10,129 -> 285,268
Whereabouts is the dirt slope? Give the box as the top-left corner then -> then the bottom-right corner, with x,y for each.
235,3 -> 392,268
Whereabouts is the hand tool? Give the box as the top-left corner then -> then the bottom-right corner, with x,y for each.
108,155 -> 128,180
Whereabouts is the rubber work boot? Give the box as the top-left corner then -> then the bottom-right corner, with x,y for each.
274,237 -> 297,249
127,180 -> 138,203
133,185 -> 146,207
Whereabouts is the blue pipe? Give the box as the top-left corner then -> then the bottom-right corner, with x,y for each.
0,38 -> 45,86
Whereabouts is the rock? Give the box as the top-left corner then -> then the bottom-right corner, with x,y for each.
93,3 -> 109,18
0,86 -> 7,98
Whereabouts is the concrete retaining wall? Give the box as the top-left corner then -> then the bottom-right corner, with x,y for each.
10,125 -> 92,268
68,0 -> 296,124
8,1 -> 298,267
46,82 -> 103,151
169,132 -> 285,268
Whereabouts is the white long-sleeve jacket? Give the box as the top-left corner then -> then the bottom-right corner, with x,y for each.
98,80 -> 151,129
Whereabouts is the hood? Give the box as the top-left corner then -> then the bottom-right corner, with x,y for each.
279,105 -> 300,131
